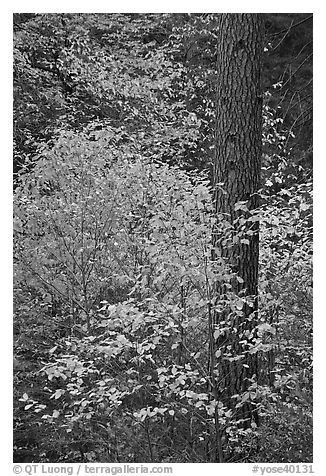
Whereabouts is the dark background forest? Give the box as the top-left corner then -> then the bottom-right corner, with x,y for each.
13,13 -> 312,464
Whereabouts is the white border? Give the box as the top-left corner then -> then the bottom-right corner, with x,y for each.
2,3 -> 324,474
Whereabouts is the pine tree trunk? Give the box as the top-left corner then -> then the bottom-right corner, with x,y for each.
213,13 -> 264,427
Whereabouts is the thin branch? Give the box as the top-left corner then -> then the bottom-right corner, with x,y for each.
272,20 -> 293,51
269,15 -> 313,38
281,52 -> 313,89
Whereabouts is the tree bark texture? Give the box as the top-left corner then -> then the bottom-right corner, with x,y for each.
213,13 -> 264,427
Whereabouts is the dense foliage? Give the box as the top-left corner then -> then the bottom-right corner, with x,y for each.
13,13 -> 312,463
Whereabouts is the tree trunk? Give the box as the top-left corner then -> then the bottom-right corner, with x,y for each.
212,13 -> 264,428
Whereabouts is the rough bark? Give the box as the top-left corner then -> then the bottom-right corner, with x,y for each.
212,13 -> 264,428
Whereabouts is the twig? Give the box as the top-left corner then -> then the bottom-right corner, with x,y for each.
269,15 -> 313,37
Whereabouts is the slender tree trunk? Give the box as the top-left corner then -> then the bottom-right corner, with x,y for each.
213,13 -> 264,427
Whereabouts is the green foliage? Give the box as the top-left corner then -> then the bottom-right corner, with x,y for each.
13,14 -> 209,176
14,132 -> 312,462
14,14 -> 312,179
13,13 -> 312,464
13,135 -> 232,461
